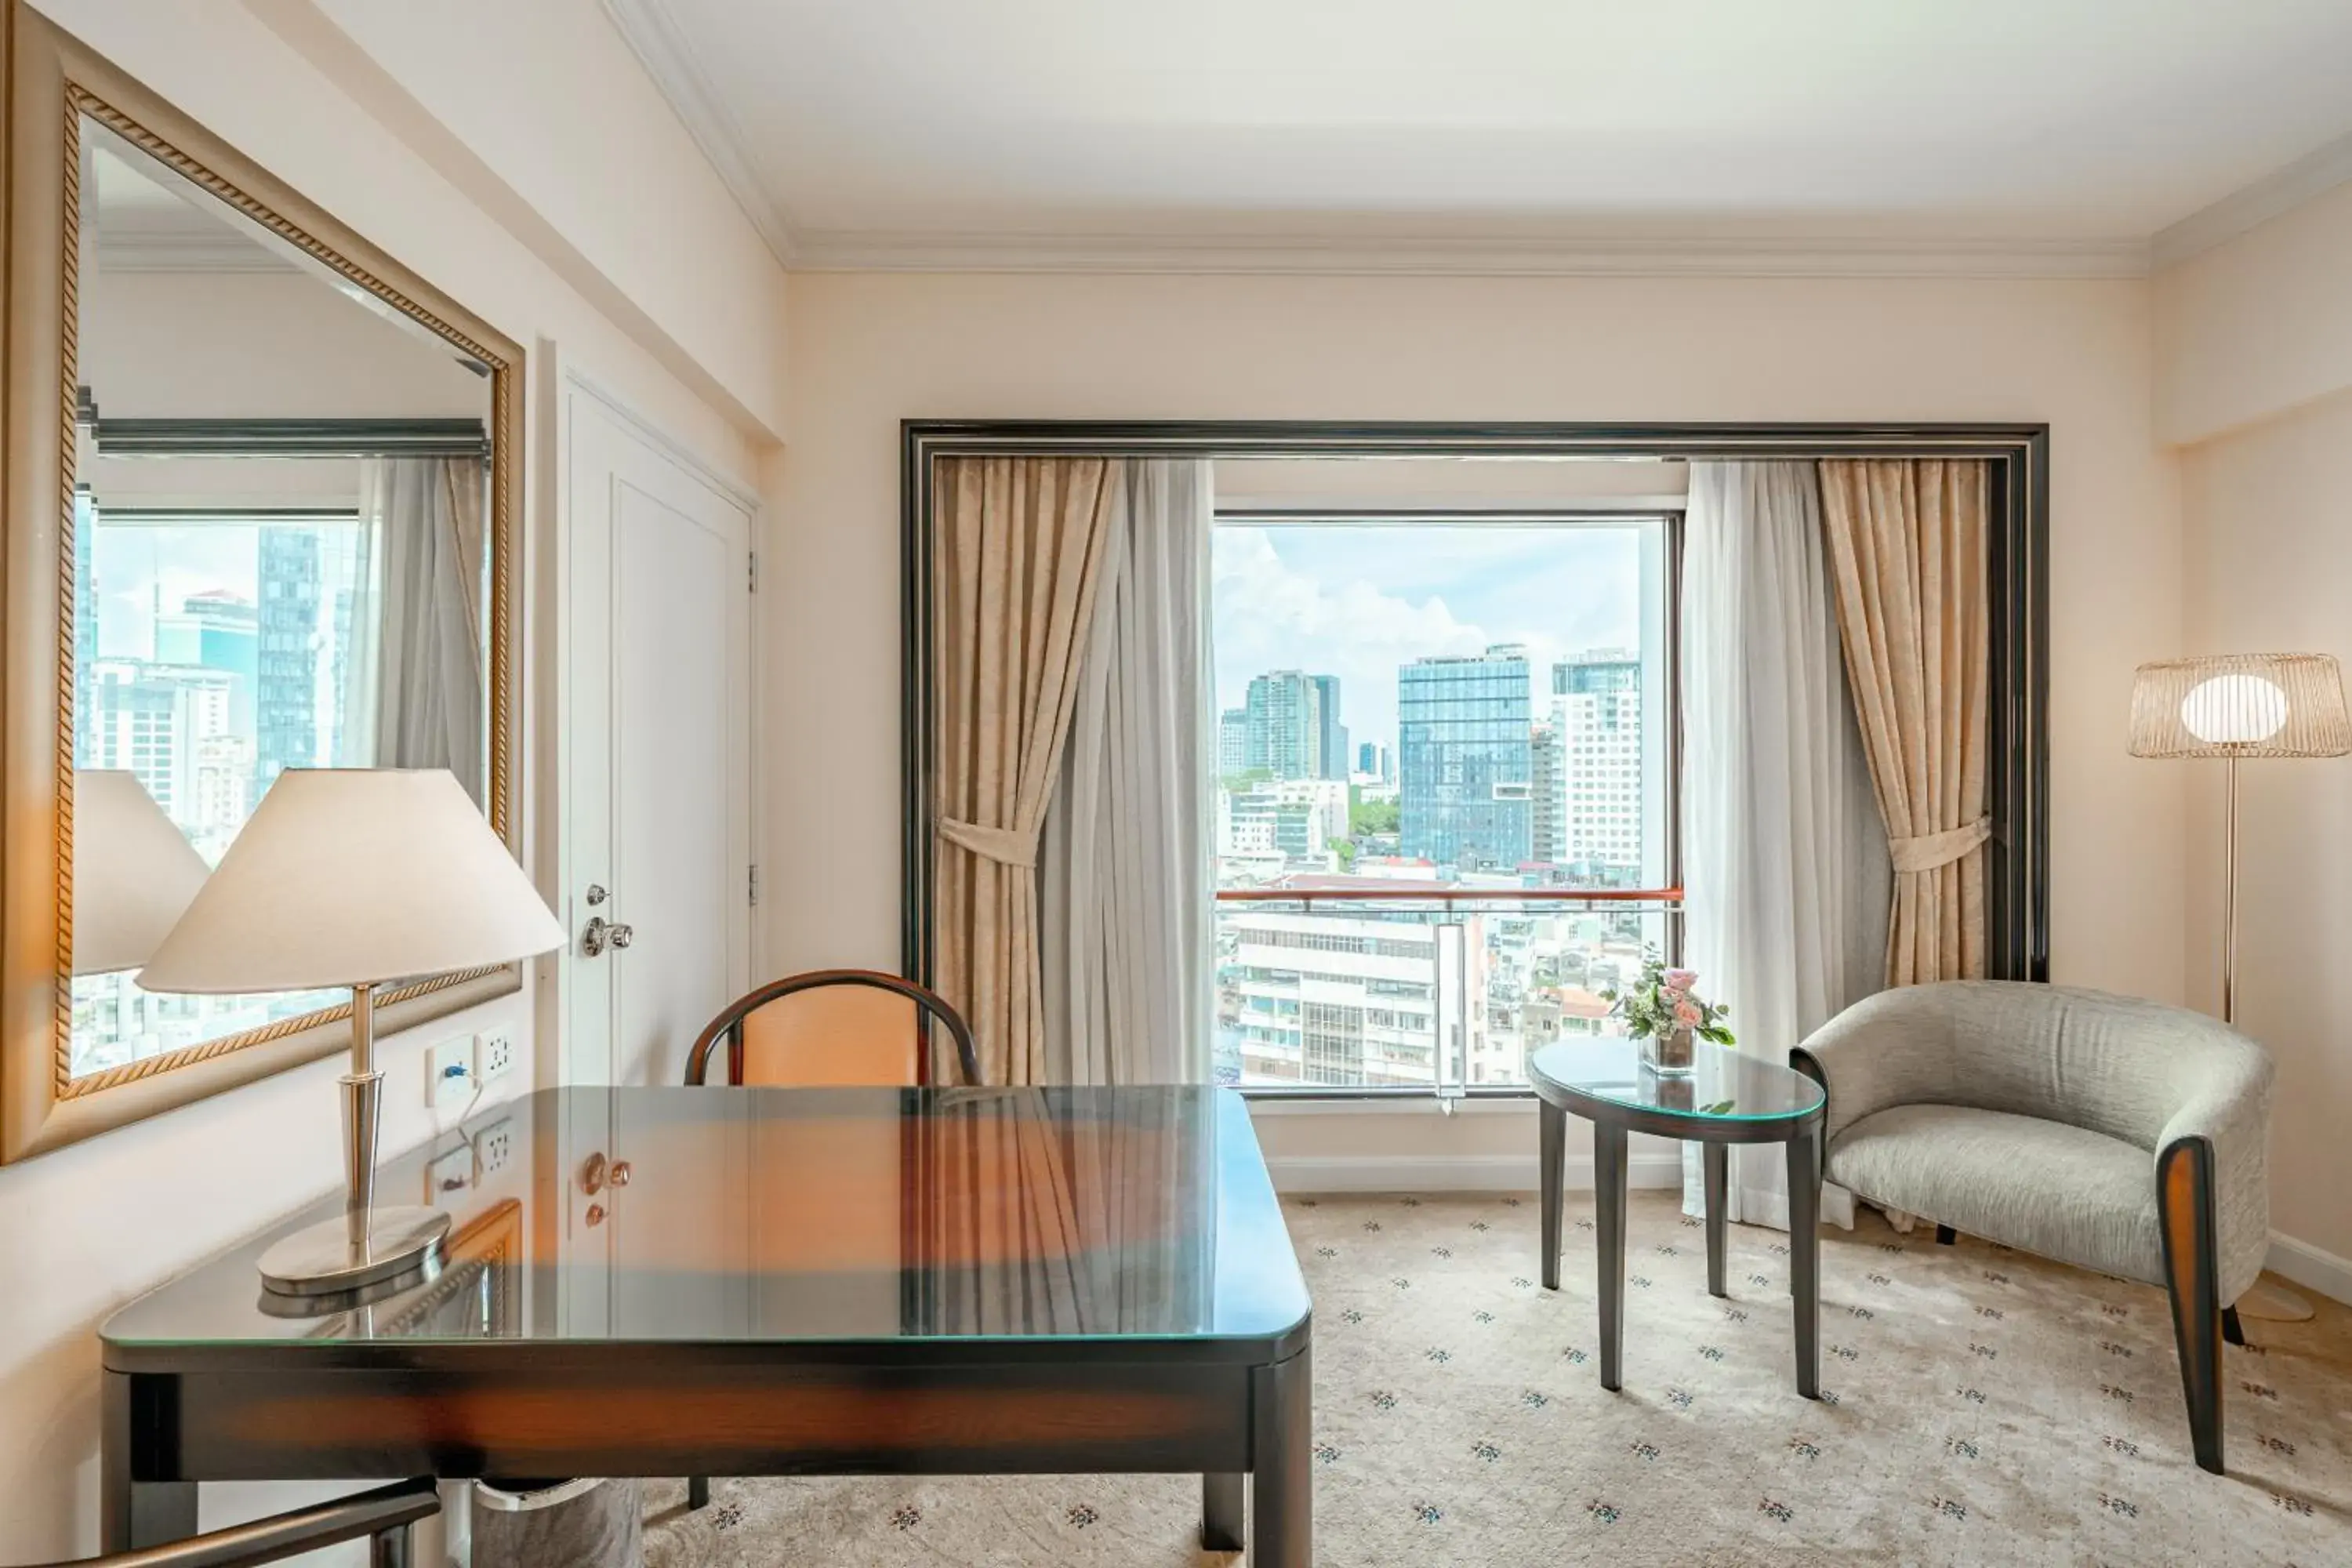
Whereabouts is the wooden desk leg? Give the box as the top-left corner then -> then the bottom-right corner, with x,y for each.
1595,1120 -> 1628,1392
1252,1347 -> 1312,1568
1787,1124 -> 1822,1399
1202,1471 -> 1244,1552
1703,1142 -> 1729,1298
1538,1099 -> 1566,1290
102,1370 -> 196,1552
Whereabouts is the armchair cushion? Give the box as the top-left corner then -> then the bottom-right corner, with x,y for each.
1828,1104 -> 2161,1286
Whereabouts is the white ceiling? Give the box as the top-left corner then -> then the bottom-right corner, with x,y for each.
610,0 -> 2352,272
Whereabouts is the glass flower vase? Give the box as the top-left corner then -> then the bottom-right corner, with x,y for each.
1639,1023 -> 1697,1078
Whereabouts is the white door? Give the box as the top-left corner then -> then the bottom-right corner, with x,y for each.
561,378 -> 754,1089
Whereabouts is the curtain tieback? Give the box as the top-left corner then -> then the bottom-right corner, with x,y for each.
936,815 -> 1040,869
1889,816 -> 1991,874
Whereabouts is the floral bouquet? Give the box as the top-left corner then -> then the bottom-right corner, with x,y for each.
1601,953 -> 1733,1075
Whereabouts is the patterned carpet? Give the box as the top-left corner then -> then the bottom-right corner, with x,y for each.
641,1192 -> 2352,1566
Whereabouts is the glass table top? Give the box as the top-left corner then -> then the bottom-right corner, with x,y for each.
103,1085 -> 1308,1352
1528,1039 -> 1824,1124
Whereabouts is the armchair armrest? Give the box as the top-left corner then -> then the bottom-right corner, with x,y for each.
1790,985 -> 1959,1144
2156,1037 -> 2275,1303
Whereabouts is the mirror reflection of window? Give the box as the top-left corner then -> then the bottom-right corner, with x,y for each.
67,117 -> 495,1081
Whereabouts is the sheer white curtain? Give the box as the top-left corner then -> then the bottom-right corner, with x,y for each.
342,456 -> 488,800
1039,460 -> 1214,1084
1680,462 -> 1888,1229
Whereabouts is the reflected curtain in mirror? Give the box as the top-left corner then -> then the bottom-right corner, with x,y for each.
344,456 -> 489,800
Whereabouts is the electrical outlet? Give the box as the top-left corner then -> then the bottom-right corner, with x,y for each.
427,1035 -> 475,1109
474,1116 -> 514,1176
426,1142 -> 475,1196
477,1026 -> 515,1083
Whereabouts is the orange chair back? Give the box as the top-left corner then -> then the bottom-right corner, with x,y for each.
684,969 -> 979,1087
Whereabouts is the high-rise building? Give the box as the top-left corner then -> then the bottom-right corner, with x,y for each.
255,528 -> 321,804
1243,670 -> 1340,779
1310,673 -> 1347,781
1529,723 -> 1563,864
1399,644 -> 1533,871
1550,649 -> 1643,878
154,590 -> 260,731
85,661 -> 217,819
1356,740 -> 1395,784
1218,707 -> 1249,775
1218,779 -> 1350,868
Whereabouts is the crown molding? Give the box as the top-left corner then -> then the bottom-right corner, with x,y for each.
597,0 -> 797,267
789,229 -> 2149,279
2151,130 -> 2352,270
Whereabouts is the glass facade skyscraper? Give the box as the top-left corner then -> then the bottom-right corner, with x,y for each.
1398,644 -> 1534,871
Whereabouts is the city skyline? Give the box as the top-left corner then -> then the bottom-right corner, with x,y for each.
1213,521 -> 1645,751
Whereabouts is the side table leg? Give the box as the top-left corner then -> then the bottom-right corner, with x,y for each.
1595,1120 -> 1628,1392
103,1370 -> 196,1552
1539,1099 -> 1566,1290
1787,1123 -> 1822,1399
1703,1142 -> 1729,1298
1252,1347 -> 1312,1568
1202,1472 -> 1244,1552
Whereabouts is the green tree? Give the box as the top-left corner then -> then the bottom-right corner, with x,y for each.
1350,797 -> 1399,837
1328,837 -> 1359,869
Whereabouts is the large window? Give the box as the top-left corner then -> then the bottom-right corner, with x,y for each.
1210,515 -> 1676,1092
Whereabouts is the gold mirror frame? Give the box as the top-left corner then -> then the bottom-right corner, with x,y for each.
0,6 -> 525,1161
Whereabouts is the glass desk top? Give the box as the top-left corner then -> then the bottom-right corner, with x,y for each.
1527,1040 -> 1824,1126
103,1085 -> 1308,1355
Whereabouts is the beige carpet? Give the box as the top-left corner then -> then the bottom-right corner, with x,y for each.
641,1192 -> 2352,1566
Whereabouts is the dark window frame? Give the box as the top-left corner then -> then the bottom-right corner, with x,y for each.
900,422 -> 2052,1095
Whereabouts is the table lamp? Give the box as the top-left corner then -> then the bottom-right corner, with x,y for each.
72,770 -> 209,975
2129,652 -> 2350,1322
139,769 -> 564,1299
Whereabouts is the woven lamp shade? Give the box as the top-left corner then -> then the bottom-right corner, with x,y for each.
2128,653 -> 2352,759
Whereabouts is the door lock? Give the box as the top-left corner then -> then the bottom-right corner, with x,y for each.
580,916 -> 635,958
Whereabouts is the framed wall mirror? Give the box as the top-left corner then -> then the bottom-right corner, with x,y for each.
1,8 -> 524,1160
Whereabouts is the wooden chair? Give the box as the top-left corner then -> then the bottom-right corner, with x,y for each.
682,968 -> 979,1089
681,969 -> 978,1511
26,1478 -> 437,1566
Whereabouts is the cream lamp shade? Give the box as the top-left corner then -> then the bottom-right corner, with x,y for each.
2128,652 -> 2352,759
139,768 -> 563,993
72,770 -> 209,976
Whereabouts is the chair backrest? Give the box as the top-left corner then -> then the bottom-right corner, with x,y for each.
1872,981 -> 2263,1150
684,969 -> 980,1087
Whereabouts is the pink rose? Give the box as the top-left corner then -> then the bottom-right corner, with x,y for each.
1674,1000 -> 1703,1027
1664,968 -> 1698,993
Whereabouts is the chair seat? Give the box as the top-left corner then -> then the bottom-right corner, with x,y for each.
1827,1103 -> 2161,1287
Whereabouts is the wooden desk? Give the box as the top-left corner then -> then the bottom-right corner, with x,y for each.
101,1085 -> 1312,1564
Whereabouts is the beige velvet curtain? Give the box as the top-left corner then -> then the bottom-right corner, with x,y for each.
931,457 -> 1120,1084
1819,459 -> 1991,986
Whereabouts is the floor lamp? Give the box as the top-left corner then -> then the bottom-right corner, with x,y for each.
2129,652 -> 2350,1323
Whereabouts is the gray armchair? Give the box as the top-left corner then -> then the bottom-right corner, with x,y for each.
1791,981 -> 2274,1475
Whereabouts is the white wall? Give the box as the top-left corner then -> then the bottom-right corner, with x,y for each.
85,268 -> 489,419
2158,173 -> 2352,1289
2154,178 -> 2352,444
2177,391 -> 2352,1277
1,1 -> 786,1559
770,270 -> 2185,1002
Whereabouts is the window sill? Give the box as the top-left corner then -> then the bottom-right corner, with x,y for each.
1241,1091 -> 1538,1117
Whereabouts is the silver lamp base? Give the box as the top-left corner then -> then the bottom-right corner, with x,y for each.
258,1205 -> 452,1298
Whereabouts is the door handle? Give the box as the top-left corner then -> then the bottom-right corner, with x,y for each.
580,916 -> 634,957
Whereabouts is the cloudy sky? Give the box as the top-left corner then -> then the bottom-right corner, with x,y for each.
1213,521 -> 1650,750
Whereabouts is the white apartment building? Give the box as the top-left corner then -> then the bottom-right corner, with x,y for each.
1550,649 -> 1643,877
